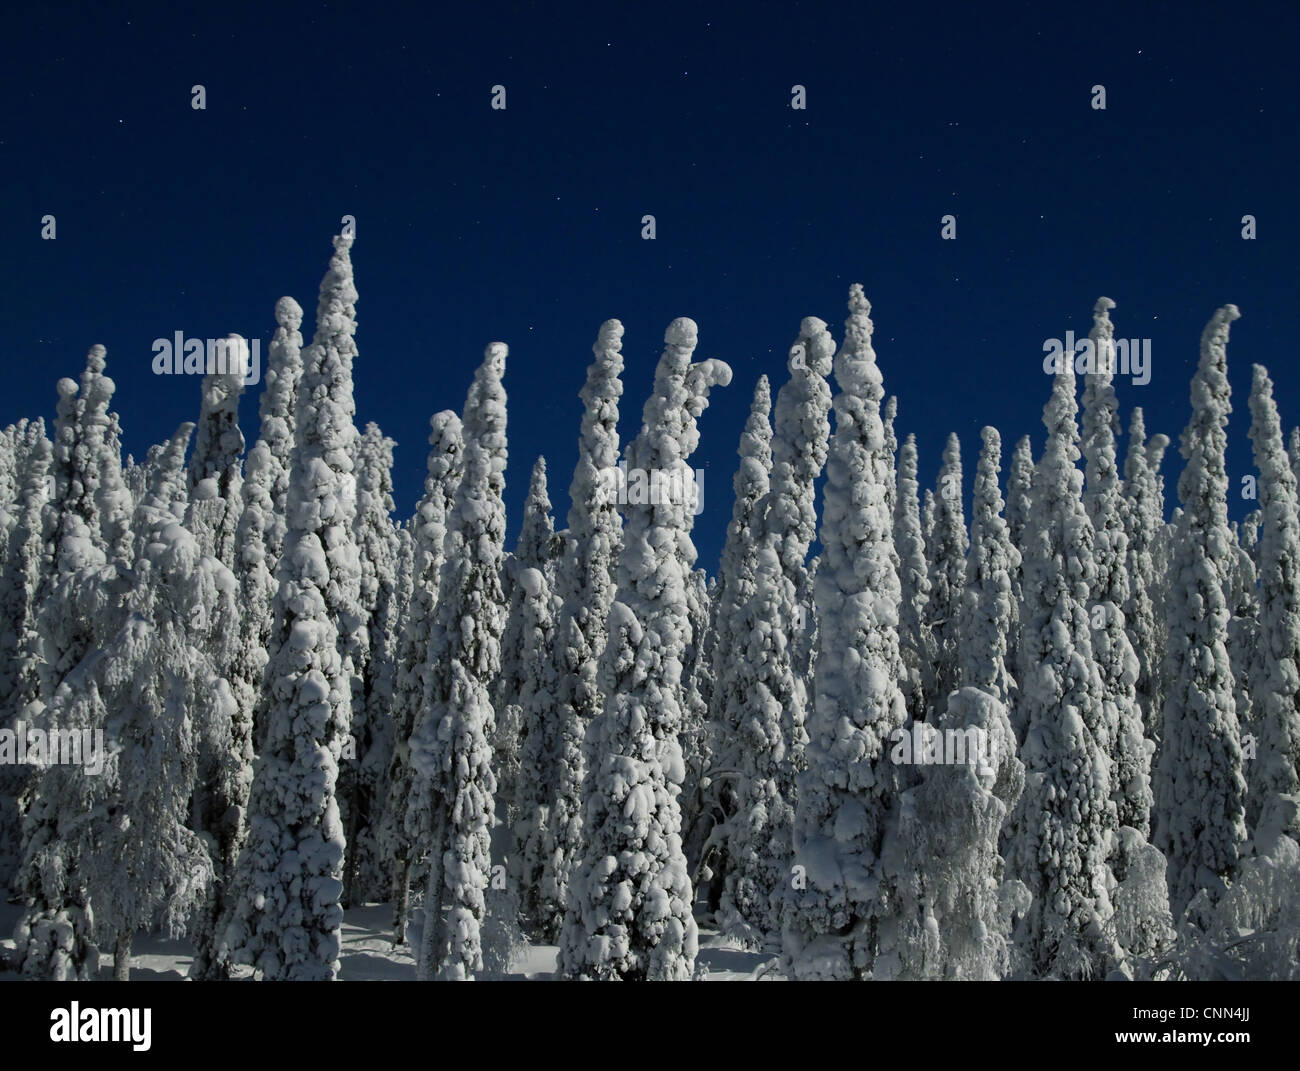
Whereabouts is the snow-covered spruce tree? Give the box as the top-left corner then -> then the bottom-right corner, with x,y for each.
236,300 -> 304,748
1003,434 -> 1034,723
1004,434 -> 1035,560
12,346 -> 136,979
1159,816 -> 1300,980
545,320 -> 625,941
0,420 -> 43,571
925,433 -> 967,718
957,427 -> 1018,706
679,565 -> 714,874
382,409 -> 463,943
1123,407 -> 1170,741
199,307 -> 307,959
1245,365 -> 1300,832
95,393 -> 134,570
1224,522 -> 1260,767
494,455 -> 554,831
0,427 -> 17,558
883,395 -> 899,534
558,318 -> 731,981
895,434 -> 932,722
708,377 -> 772,742
0,422 -> 49,714
1081,298 -> 1151,838
784,285 -> 908,980
184,340 -> 257,980
883,396 -> 904,592
121,446 -> 152,510
260,297 -> 307,575
1241,512 -> 1262,563
718,320 -> 834,944
341,423 -> 400,907
483,457 -> 550,972
90,428 -> 228,980
511,564 -> 563,937
223,236 -> 364,980
187,335 -> 248,567
876,686 -> 1026,979
704,376 -> 772,913
408,342 -> 509,981
1007,364 -> 1119,980
358,521 -> 411,903
921,488 -> 936,583
794,553 -> 819,694
1290,428 -> 1300,495
234,442 -> 278,756
1154,305 -> 1249,920
0,425 -> 50,891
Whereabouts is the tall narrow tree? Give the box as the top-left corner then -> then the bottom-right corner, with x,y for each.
223,236 -> 363,980
1081,298 -> 1151,837
1154,305 -> 1249,919
546,320 -> 625,941
409,343 -> 509,981
559,318 -> 730,980
926,433 -> 967,717
1122,408 -> 1170,741
895,434 -> 932,721
719,320 -> 833,943
785,286 -> 908,979
957,426 -> 1018,705
1245,365 -> 1300,830
495,456 -> 554,828
1008,365 -> 1118,979
382,409 -> 463,943
341,423 -> 400,907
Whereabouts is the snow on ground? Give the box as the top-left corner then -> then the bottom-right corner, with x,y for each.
0,899 -> 774,980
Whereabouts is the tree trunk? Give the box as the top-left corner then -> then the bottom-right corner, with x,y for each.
416,809 -> 446,981
114,930 -> 132,982
392,857 -> 411,944
342,776 -> 363,909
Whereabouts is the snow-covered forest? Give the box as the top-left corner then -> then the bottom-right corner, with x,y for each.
0,235 -> 1296,981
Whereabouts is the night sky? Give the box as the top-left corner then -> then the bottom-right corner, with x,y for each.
2,1 -> 1297,571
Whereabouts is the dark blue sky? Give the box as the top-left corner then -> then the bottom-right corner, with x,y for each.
2,1 -> 1296,571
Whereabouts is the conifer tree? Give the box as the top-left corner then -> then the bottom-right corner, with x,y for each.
547,321 -> 625,938
1123,408 -> 1170,741
707,377 -> 772,925
1081,298 -> 1151,837
785,286 -> 908,979
94,429 -> 227,979
341,423 -> 400,907
511,564 -> 563,937
926,433 -> 967,716
957,427 -> 1018,706
1245,365 -> 1300,830
383,409 -> 463,942
495,456 -> 554,828
409,343 -> 509,981
1154,305 -> 1249,919
719,320 -> 833,943
559,318 -> 730,980
223,236 -> 363,980
14,346 -> 134,979
1008,365 -> 1118,979
895,434 -> 931,721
